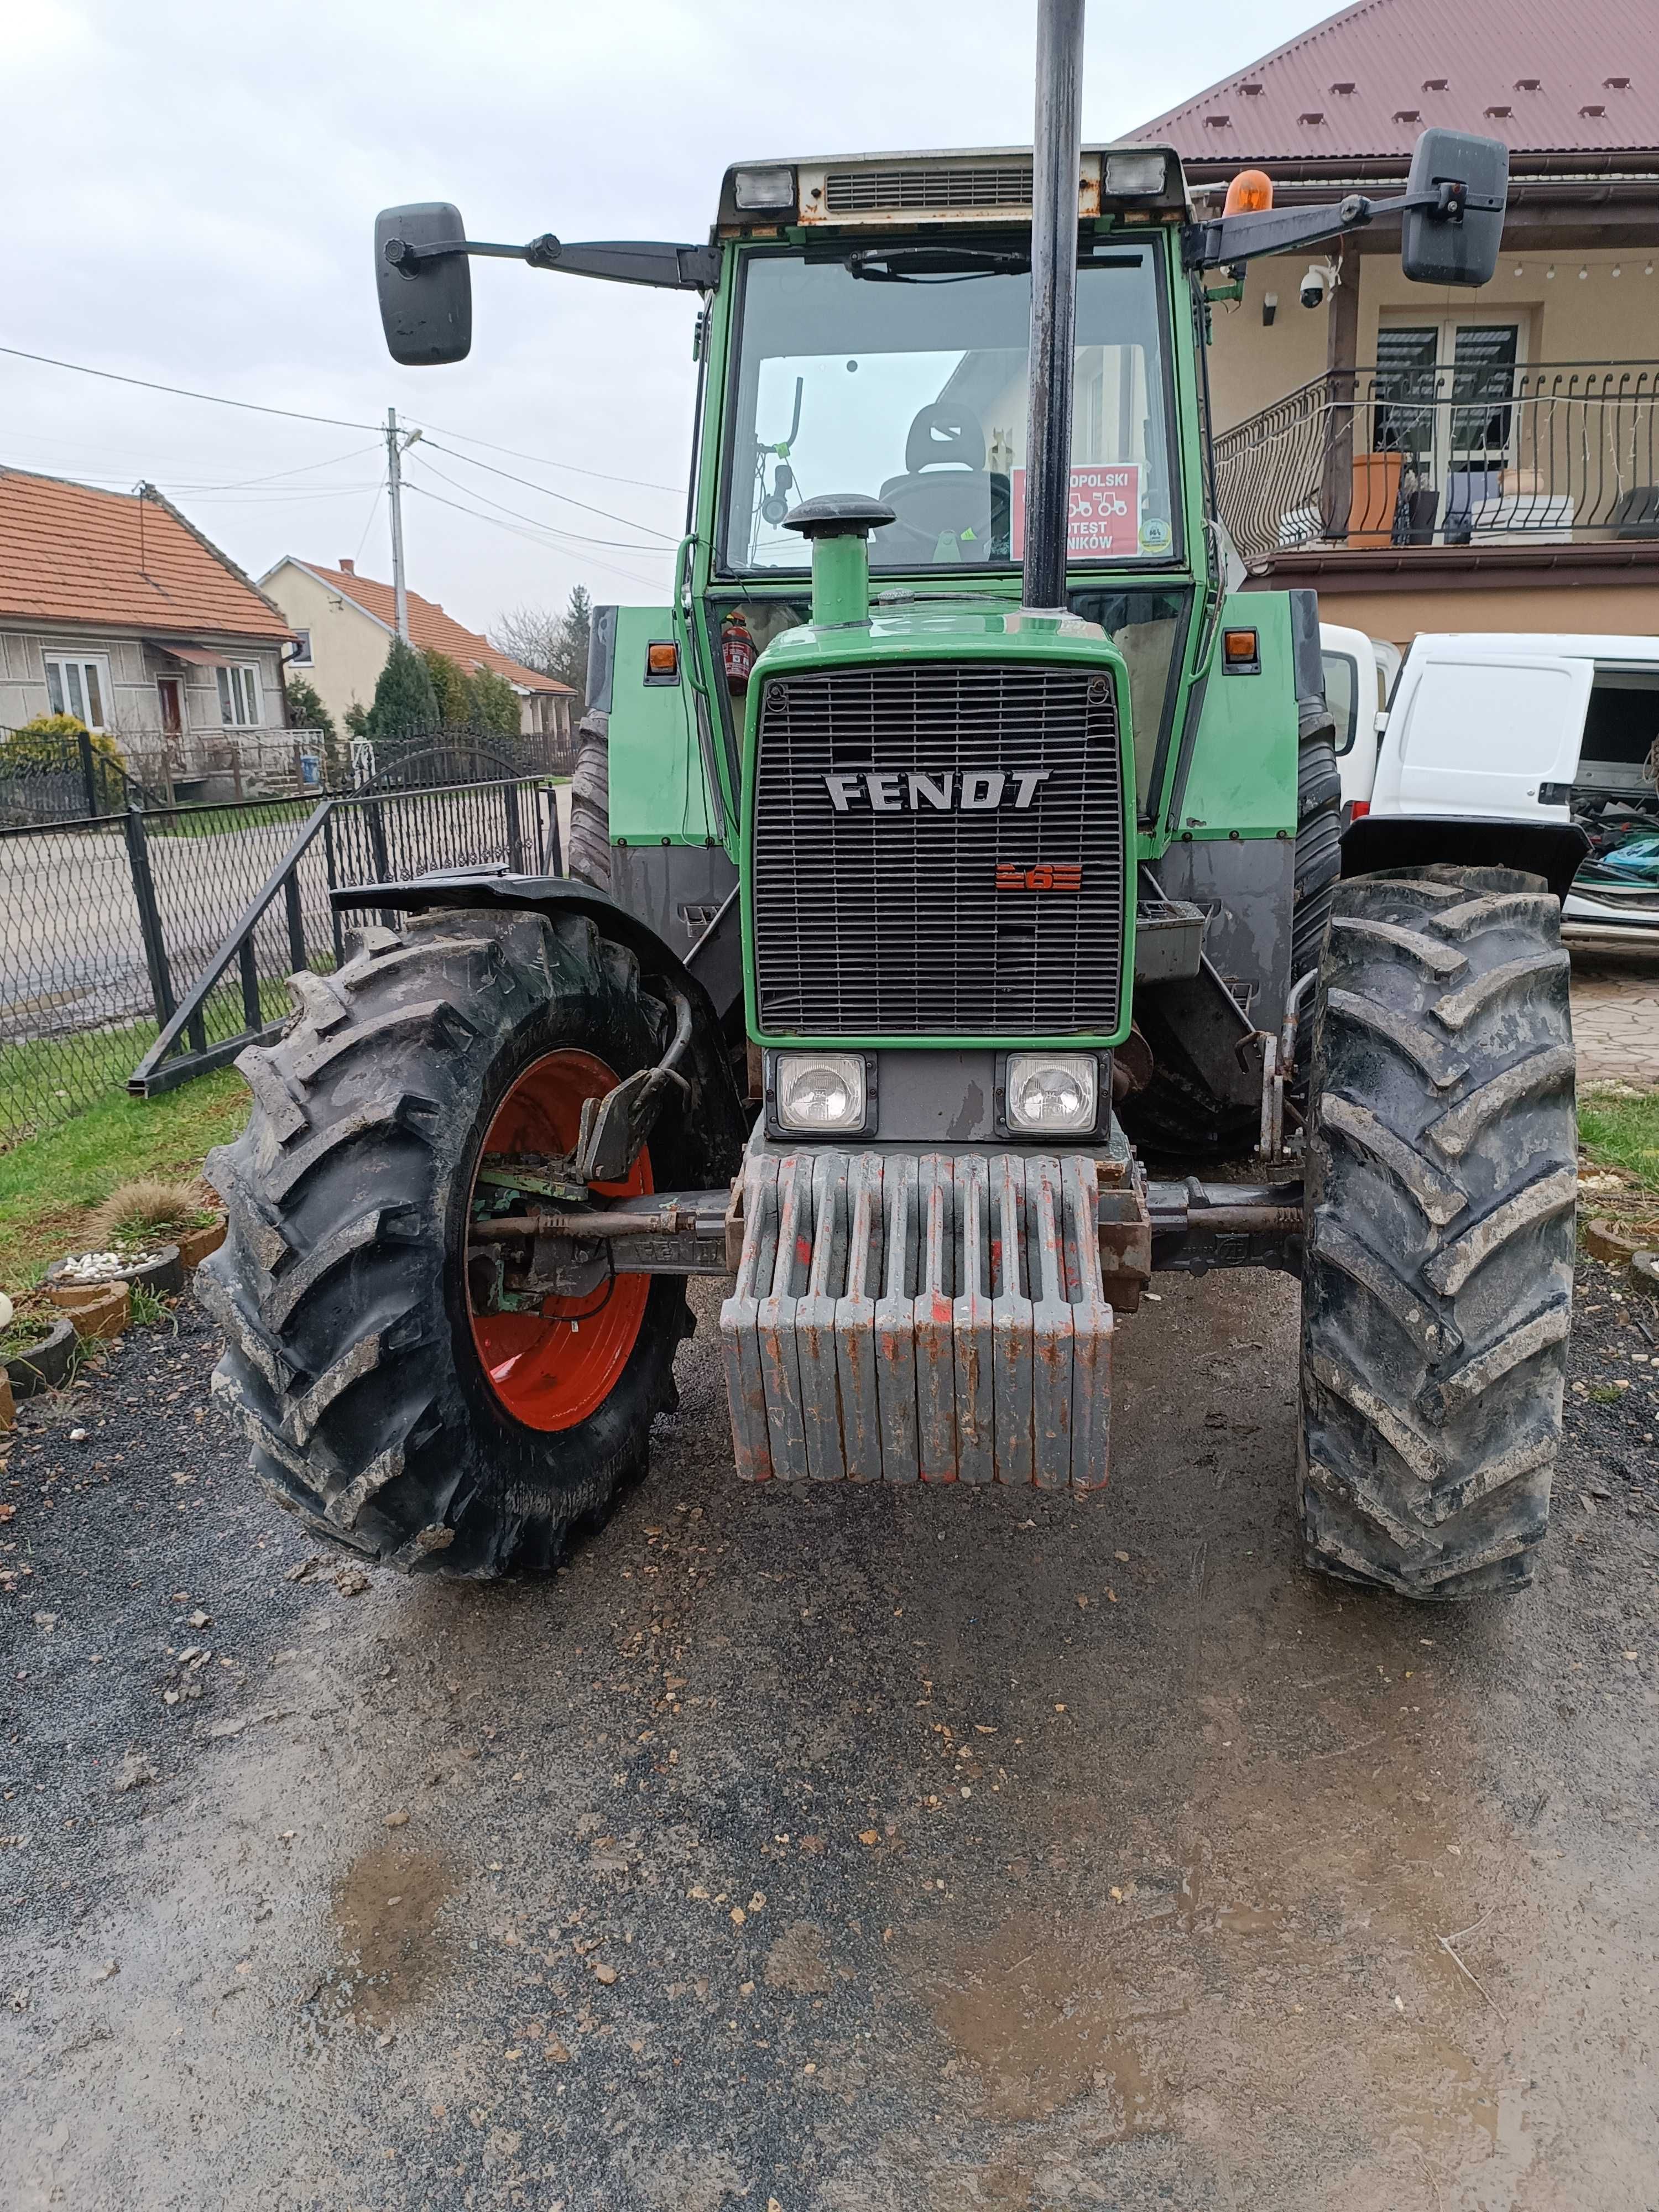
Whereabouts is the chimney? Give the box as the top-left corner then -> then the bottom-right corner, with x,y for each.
339,557 -> 355,574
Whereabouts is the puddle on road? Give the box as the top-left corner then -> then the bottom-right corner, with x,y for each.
918,1571 -> 1551,2194
320,1843 -> 456,2027
932,1918 -> 1167,2128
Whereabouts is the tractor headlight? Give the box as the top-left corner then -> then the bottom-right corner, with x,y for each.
732,165 -> 797,213
1104,150 -> 1168,198
774,1052 -> 866,1134
1005,1053 -> 1098,1135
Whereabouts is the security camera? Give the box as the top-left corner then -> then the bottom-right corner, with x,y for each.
1300,261 -> 1338,309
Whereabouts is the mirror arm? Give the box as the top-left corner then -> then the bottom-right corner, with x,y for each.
383,233 -> 719,291
1182,179 -> 1495,271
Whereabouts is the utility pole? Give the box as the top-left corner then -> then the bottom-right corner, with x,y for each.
384,407 -> 422,643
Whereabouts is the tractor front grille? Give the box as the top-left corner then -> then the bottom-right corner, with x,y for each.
824,164 -> 1034,214
751,660 -> 1126,1037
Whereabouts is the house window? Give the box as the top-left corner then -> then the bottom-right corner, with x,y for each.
217,662 -> 262,727
44,655 -> 111,729
288,630 -> 312,666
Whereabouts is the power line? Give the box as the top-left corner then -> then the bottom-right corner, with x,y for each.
410,456 -> 674,551
0,342 -> 384,431
414,417 -> 682,495
402,479 -> 667,592
419,439 -> 680,541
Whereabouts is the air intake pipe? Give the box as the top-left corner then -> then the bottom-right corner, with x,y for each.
782,494 -> 896,625
1022,0 -> 1085,613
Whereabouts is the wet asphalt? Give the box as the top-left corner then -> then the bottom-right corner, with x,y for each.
2,1260 -> 1657,2212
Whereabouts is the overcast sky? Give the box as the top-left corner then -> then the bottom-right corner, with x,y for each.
5,0 -> 1331,638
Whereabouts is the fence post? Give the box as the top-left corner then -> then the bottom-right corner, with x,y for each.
123,805 -> 177,1031
324,805 -> 345,967
77,729 -> 98,819
284,863 -> 306,977
544,781 -> 564,877
367,797 -> 396,930
238,935 -> 262,1035
504,779 -> 525,873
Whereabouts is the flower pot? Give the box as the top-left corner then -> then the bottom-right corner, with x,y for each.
176,1219 -> 227,1269
46,1243 -> 184,1306
3,1315 -> 78,1399
53,1281 -> 130,1342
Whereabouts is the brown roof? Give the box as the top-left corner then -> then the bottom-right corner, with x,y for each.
1133,0 -> 1659,165
0,467 -> 291,639
286,560 -> 573,694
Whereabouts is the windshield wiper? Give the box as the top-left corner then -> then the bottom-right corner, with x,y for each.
844,247 -> 1029,283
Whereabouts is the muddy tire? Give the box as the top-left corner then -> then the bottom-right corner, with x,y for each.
200,907 -> 705,1578
567,710 -> 612,890
1124,721 -> 1342,1160
1290,723 -> 1343,1004
1300,863 -> 1577,1598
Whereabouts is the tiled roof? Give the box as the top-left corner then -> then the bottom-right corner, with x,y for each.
282,561 -> 573,694
1131,0 -> 1659,164
0,467 -> 291,639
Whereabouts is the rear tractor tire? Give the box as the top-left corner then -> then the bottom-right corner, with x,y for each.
1299,864 -> 1577,1598
200,907 -> 702,1577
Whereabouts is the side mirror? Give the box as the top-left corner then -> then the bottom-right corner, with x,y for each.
1401,129 -> 1507,288
374,202 -> 473,366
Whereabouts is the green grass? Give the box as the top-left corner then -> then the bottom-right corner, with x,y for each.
1579,1086 -> 1659,1197
149,800 -> 314,839
0,1070 -> 249,1290
0,1020 -> 160,1136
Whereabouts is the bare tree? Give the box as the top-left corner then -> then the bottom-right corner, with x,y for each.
491,586 -> 592,701
489,603 -> 563,678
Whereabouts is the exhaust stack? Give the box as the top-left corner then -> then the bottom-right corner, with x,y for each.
1022,0 -> 1086,613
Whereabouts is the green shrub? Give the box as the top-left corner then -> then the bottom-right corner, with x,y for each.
0,714 -> 121,772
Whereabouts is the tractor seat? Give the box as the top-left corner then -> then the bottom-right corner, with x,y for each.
876,403 -> 1008,564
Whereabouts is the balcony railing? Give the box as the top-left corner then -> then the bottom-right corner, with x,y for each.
1214,362 -> 1659,565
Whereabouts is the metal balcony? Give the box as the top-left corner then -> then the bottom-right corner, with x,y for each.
1214,362 -> 1659,567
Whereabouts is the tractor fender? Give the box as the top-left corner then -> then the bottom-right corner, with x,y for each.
1339,815 -> 1589,904
328,870 -> 750,1186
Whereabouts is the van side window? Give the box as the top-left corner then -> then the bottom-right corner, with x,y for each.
1321,651 -> 1360,756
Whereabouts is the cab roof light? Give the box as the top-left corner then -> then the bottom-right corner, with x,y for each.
733,165 -> 796,213
1223,168 -> 1274,216
1103,150 -> 1167,197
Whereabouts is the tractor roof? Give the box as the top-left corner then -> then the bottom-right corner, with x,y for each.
714,145 -> 1189,236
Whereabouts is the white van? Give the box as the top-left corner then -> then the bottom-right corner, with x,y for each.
1318,622 -> 1400,816
1349,630 -> 1659,930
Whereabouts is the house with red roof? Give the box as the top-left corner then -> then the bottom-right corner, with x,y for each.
260,556 -> 575,747
1131,0 -> 1659,641
0,467 -> 296,790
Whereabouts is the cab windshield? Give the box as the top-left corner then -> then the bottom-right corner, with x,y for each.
720,242 -> 1177,575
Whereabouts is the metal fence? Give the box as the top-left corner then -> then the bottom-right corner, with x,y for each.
1214,361 -> 1659,564
0,773 -> 563,1147
0,720 -> 575,829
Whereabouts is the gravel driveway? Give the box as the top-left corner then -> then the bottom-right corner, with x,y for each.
2,1262 -> 1656,2211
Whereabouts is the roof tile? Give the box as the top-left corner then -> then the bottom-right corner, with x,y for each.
289,562 -> 572,694
0,468 -> 290,638
1133,0 -> 1659,163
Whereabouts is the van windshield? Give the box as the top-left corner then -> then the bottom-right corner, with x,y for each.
721,244 -> 1177,574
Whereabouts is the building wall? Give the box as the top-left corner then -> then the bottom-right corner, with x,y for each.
1280,574 -> 1659,654
1206,245 -> 1659,435
262,562 -> 392,730
0,624 -> 288,749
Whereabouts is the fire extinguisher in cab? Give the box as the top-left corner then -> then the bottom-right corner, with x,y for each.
722,613 -> 756,687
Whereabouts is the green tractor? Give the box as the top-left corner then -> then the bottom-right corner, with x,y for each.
204,2 -> 1582,1597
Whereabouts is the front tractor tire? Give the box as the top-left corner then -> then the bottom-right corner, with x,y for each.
1300,865 -> 1577,1598
200,908 -> 698,1578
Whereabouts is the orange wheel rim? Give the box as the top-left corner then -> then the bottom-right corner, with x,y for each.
467,1048 -> 651,1431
